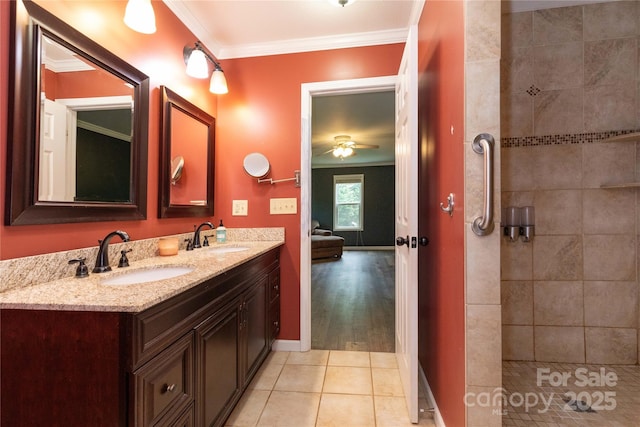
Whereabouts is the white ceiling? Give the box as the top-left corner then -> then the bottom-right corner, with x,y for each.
164,0 -> 615,167
164,0 -> 419,60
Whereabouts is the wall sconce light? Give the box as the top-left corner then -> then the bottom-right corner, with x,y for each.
503,206 -> 535,243
183,42 -> 229,95
124,0 -> 156,34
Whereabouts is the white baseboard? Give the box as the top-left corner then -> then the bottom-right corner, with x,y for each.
272,339 -> 302,352
343,246 -> 395,251
420,364 -> 446,427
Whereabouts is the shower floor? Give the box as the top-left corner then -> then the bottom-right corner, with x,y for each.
502,361 -> 640,426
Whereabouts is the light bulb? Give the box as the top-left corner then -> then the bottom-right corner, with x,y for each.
209,68 -> 228,94
124,0 -> 156,34
186,49 -> 209,79
343,147 -> 354,157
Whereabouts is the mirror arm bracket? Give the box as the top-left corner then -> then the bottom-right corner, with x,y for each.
257,171 -> 301,187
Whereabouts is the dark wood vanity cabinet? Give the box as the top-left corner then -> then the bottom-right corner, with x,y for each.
195,275 -> 270,427
0,249 -> 280,427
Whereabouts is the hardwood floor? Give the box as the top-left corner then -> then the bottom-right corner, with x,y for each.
311,250 -> 395,352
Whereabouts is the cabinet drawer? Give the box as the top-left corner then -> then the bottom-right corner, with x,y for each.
134,332 -> 194,427
156,403 -> 194,427
268,269 -> 280,303
269,302 -> 280,341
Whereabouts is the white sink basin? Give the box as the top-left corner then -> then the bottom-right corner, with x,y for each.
101,266 -> 195,286
206,246 -> 250,254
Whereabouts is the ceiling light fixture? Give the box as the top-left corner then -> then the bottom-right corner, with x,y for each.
332,135 -> 356,159
183,42 -> 229,95
328,0 -> 358,7
123,0 -> 156,34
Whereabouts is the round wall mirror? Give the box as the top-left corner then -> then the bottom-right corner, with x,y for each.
243,153 -> 270,178
170,156 -> 184,185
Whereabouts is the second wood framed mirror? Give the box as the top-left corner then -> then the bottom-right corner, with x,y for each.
159,86 -> 215,218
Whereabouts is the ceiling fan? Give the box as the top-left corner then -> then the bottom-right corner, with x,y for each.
314,135 -> 379,159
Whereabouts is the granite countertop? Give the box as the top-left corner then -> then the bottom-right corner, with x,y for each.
0,241 -> 283,313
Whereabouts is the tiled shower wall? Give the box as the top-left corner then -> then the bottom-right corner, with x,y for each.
500,1 -> 640,365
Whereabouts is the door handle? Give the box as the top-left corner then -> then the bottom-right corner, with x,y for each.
396,236 -> 409,247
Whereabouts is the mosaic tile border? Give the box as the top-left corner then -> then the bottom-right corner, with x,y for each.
501,129 -> 640,148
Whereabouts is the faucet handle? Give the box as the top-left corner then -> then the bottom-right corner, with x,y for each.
184,238 -> 194,251
118,249 -> 132,268
203,235 -> 210,247
68,258 -> 89,278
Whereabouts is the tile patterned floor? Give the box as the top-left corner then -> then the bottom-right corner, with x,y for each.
503,361 -> 640,427
225,350 -> 436,427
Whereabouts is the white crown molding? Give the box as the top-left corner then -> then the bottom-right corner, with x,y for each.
163,0 -> 409,60
43,57 -> 94,73
218,28 -> 408,59
163,0 -> 224,57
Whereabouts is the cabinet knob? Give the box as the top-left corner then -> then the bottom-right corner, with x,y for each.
163,383 -> 176,393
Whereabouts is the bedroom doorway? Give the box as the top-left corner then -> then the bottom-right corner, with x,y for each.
311,250 -> 395,351
300,76 -> 397,353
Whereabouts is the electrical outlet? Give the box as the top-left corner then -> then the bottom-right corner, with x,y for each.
270,198 -> 297,214
232,200 -> 248,216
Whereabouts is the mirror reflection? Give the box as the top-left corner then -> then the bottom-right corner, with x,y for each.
39,35 -> 134,203
169,107 -> 209,206
6,0 -> 149,225
159,86 -> 215,218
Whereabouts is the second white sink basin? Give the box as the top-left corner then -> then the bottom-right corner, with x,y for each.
206,246 -> 250,254
101,266 -> 195,286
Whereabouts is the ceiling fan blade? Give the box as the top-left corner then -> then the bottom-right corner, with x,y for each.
312,148 -> 335,157
354,144 -> 379,149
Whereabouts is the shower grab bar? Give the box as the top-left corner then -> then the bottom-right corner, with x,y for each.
472,133 -> 495,236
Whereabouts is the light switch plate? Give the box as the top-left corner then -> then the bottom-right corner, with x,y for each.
232,200 -> 248,216
270,198 -> 297,214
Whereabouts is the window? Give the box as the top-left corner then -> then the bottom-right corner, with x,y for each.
333,174 -> 364,231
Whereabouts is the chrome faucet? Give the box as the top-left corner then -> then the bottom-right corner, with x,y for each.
193,222 -> 214,248
93,230 -> 130,273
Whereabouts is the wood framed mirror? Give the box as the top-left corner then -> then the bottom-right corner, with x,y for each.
5,0 -> 149,225
159,86 -> 215,218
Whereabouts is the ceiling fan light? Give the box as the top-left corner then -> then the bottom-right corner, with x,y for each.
333,147 -> 344,157
209,68 -> 228,94
186,49 -> 209,79
124,0 -> 156,34
327,0 -> 357,7
343,147 -> 354,157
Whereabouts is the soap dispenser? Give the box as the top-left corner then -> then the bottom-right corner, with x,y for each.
216,220 -> 226,243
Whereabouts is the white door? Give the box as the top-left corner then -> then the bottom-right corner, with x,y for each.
39,98 -> 73,201
395,25 -> 419,423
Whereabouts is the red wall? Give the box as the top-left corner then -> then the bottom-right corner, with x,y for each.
1,0 -> 218,260
1,0 -> 404,342
215,45 -> 403,340
417,1 -> 466,426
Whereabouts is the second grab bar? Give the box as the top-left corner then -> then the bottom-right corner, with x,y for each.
472,133 -> 495,236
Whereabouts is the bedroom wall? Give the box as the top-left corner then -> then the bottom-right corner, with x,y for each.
311,165 -> 395,246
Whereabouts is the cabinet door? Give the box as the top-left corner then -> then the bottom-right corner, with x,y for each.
243,275 -> 269,384
133,332 -> 194,427
195,298 -> 241,427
